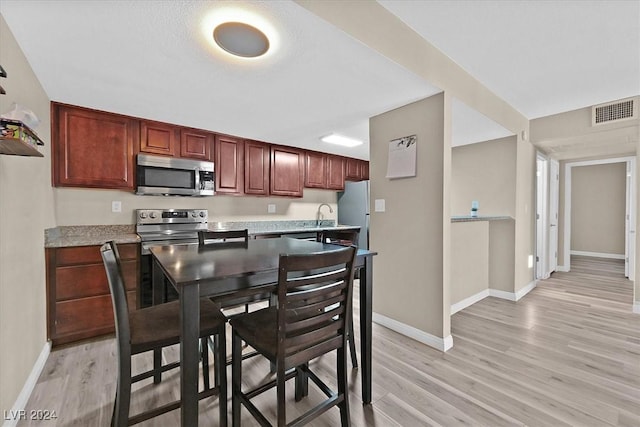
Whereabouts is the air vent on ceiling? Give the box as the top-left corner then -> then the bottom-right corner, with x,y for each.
592,98 -> 637,126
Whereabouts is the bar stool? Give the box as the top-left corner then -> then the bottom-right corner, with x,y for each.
230,245 -> 357,426
100,241 -> 227,426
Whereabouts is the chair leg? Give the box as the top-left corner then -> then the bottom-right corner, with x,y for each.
337,345 -> 351,426
212,334 -> 221,387
201,337 -> 210,391
348,316 -> 358,368
153,348 -> 162,384
218,328 -> 228,427
277,363 -> 286,427
112,356 -> 132,427
232,329 -> 242,427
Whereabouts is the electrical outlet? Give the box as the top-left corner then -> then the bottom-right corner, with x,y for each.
374,199 -> 385,212
111,201 -> 122,213
267,204 -> 276,214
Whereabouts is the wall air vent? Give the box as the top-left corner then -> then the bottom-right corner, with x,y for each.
592,98 -> 637,126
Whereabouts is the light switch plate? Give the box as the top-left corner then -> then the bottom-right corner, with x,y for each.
267,204 -> 276,214
111,201 -> 122,213
374,199 -> 385,212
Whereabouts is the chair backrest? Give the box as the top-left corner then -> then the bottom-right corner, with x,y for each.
100,241 -> 131,355
316,228 -> 360,247
198,229 -> 249,245
276,245 -> 357,370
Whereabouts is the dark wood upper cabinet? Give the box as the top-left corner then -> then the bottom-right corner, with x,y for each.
140,120 -> 177,156
244,140 -> 270,196
52,103 -> 137,189
304,151 -> 327,189
270,145 -> 304,197
180,128 -> 212,160
361,160 -> 369,180
345,157 -> 362,181
215,135 -> 244,194
327,155 -> 346,190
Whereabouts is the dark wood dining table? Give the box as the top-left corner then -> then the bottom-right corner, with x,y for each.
150,236 -> 377,426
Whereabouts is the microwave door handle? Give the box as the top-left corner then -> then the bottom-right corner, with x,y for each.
195,169 -> 201,190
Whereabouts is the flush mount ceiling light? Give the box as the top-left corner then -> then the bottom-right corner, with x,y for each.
320,134 -> 364,147
213,21 -> 269,58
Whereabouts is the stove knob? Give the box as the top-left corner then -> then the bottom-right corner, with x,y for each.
199,211 -> 206,218
149,212 -> 157,219
191,211 -> 197,218
139,212 -> 147,219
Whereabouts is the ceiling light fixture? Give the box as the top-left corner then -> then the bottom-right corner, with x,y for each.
213,22 -> 269,58
320,134 -> 363,147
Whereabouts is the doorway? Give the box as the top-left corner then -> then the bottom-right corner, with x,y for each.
563,157 -> 636,280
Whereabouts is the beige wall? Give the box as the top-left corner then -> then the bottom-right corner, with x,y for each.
0,15 -> 54,413
451,221 -> 488,304
571,163 -> 626,255
451,136 -> 517,217
54,188 -> 338,226
514,137 -> 536,291
369,93 -> 448,339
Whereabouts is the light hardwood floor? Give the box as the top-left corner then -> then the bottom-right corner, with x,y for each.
18,256 -> 640,426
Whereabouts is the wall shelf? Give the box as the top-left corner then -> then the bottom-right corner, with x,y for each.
0,118 -> 44,157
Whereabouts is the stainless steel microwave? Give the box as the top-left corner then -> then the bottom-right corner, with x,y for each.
136,154 -> 215,196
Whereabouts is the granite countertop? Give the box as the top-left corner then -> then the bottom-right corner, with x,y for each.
208,220 -> 360,236
45,221 -> 362,248
45,225 -> 140,248
451,215 -> 513,223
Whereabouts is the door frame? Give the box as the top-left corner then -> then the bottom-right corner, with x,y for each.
535,153 -> 549,280
562,156 -> 636,276
548,159 -> 560,274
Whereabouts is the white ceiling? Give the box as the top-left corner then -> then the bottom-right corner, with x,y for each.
1,1 -> 638,160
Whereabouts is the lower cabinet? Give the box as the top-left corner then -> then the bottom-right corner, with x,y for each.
46,243 -> 139,346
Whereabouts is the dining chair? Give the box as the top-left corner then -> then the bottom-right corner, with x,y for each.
230,245 -> 357,426
198,229 -> 250,245
317,228 -> 360,368
100,241 -> 227,427
198,229 -> 273,312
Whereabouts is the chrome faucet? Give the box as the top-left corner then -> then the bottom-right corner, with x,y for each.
316,203 -> 333,227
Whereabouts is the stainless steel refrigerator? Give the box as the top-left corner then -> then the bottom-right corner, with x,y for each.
337,180 -> 369,249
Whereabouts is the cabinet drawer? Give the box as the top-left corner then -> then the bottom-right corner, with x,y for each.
55,260 -> 137,301
55,244 -> 138,266
54,292 -> 136,337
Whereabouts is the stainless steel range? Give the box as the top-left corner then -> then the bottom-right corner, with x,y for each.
137,208 -> 209,255
137,208 -> 209,306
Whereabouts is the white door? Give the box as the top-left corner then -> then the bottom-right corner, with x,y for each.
536,156 -> 548,279
548,159 -> 559,274
625,160 -> 636,279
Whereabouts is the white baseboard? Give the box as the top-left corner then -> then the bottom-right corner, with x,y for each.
451,289 -> 490,315
488,280 -> 537,302
634,302 -> 640,314
488,288 -> 517,301
373,312 -> 453,352
3,341 -> 51,427
515,280 -> 537,300
556,265 -> 570,272
570,250 -> 625,260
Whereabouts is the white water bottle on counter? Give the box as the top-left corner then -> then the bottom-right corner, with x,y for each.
470,200 -> 479,218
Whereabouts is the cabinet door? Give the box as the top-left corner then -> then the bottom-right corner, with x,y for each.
245,140 -> 270,195
215,135 -> 244,194
345,157 -> 362,181
327,155 -> 346,190
361,160 -> 370,180
181,128 -> 212,160
140,120 -> 177,156
53,104 -> 136,189
270,146 -> 304,197
304,152 -> 327,188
